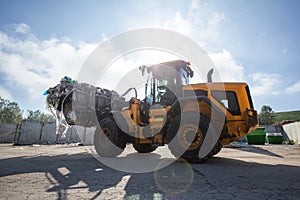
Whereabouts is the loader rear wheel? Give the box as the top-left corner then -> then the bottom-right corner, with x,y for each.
94,118 -> 128,157
133,143 -> 158,153
167,112 -> 218,163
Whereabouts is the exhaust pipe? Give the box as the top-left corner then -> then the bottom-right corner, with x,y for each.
207,68 -> 213,83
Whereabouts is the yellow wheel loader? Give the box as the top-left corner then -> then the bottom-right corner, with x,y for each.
45,60 -> 258,163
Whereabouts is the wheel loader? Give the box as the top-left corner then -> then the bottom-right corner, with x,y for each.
45,60 -> 258,163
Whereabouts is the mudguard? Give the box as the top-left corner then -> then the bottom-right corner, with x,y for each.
161,96 -> 226,142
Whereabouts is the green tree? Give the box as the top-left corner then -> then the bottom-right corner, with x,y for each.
0,97 -> 23,124
259,105 -> 275,125
27,109 -> 56,122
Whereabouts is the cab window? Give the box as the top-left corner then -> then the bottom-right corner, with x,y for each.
211,90 -> 241,115
180,68 -> 189,85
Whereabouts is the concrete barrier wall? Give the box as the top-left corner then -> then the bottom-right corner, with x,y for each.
0,123 -> 17,143
68,126 -> 81,143
10,120 -> 95,145
17,120 -> 42,144
261,125 -> 283,133
282,122 -> 300,144
54,125 -> 94,145
40,122 -> 56,144
2,120 -> 299,145
67,126 -> 94,145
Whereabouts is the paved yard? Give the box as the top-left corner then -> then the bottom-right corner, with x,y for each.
0,144 -> 299,200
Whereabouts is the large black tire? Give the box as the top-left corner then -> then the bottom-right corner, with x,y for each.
167,112 -> 219,163
94,118 -> 128,157
133,143 -> 158,153
211,143 -> 222,156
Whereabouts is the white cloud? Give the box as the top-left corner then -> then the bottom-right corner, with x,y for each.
162,4 -> 244,83
3,23 -> 31,34
202,12 -> 225,43
0,25 -> 182,110
163,1 -> 225,48
286,81 -> 300,94
14,23 -> 31,34
101,33 -> 108,42
0,86 -> 15,102
98,50 -> 180,93
99,48 -> 246,94
161,1 -> 245,83
249,72 -> 281,96
186,1 -> 225,48
0,24 -> 98,110
164,12 -> 194,36
190,0 -> 199,10
209,49 -> 245,82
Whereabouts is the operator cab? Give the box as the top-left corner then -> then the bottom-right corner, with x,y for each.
139,60 -> 193,107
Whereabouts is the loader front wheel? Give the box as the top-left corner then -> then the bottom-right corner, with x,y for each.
167,112 -> 218,163
211,143 -> 222,156
94,118 -> 127,157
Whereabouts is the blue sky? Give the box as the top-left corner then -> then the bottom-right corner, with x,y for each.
0,0 -> 299,114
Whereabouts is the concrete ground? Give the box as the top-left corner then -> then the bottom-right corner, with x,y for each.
0,143 -> 299,200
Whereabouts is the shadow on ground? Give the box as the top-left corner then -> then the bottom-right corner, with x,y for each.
225,145 -> 284,158
0,148 -> 299,199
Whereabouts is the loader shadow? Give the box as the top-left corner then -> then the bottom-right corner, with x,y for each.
0,149 -> 299,199
226,145 -> 284,158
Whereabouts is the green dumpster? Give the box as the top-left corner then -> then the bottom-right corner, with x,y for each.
266,133 -> 283,144
246,127 -> 266,145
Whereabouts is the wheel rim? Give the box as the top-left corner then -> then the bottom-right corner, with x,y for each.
180,125 -> 203,150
